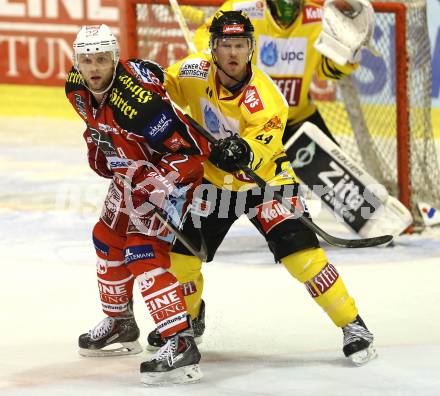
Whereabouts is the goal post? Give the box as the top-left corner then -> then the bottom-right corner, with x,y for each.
120,0 -> 437,228
375,2 -> 410,211
120,0 -> 221,60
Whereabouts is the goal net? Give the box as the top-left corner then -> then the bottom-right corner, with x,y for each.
122,0 -> 438,227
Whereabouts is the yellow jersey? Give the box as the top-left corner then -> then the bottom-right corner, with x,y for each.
193,0 -> 357,125
165,52 -> 299,191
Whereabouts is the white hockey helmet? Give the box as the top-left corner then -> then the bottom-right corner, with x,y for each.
73,24 -> 119,69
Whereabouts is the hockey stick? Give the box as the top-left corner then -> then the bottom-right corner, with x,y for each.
184,114 -> 393,248
169,0 -> 197,54
86,124 -> 208,261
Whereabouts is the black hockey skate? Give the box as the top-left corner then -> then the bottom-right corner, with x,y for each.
140,323 -> 203,385
342,315 -> 377,366
146,299 -> 205,351
78,313 -> 142,357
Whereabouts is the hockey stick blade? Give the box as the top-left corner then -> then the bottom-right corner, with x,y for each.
86,124 -> 208,260
246,166 -> 393,248
113,172 -> 208,260
297,213 -> 393,248
154,210 -> 208,261
184,114 -> 393,248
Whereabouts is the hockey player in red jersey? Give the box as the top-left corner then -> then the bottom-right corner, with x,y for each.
66,24 -> 208,385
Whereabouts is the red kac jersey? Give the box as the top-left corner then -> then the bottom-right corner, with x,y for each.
65,59 -> 209,182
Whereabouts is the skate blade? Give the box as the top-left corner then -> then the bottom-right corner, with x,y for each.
146,336 -> 203,352
141,364 -> 203,386
79,340 -> 143,357
349,343 -> 377,366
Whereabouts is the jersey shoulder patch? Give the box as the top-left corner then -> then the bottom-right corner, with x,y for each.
178,58 -> 211,80
126,59 -> 163,85
263,115 -> 283,132
64,67 -> 89,120
65,67 -> 83,94
239,85 -> 264,114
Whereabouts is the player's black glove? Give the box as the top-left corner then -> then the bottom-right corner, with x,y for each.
209,135 -> 253,172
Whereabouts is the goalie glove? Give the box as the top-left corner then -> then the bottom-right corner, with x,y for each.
209,135 -> 253,173
314,0 -> 375,66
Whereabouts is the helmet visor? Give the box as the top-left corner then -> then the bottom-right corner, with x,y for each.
269,0 -> 301,27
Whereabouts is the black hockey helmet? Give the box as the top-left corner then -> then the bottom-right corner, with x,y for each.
209,10 -> 256,59
209,10 -> 254,37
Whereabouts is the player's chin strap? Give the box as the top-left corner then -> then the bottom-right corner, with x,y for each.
74,53 -> 119,96
211,37 -> 255,93
213,59 -> 252,93
80,67 -> 118,97
184,114 -> 393,248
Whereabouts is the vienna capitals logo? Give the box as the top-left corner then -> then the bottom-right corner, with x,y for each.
291,141 -> 316,169
204,105 -> 220,134
260,42 -> 278,67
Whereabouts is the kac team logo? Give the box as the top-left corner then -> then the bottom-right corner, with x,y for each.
204,105 -> 220,134
138,272 -> 155,292
260,41 -> 278,67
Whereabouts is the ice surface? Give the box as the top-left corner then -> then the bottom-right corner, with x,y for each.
1,116 -> 440,395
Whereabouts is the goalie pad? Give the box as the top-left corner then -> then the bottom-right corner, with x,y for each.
314,0 -> 375,66
284,122 -> 413,238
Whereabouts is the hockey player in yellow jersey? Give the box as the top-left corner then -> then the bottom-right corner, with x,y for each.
166,32 -> 294,192
146,10 -> 377,366
192,0 -> 413,240
194,0 -> 356,132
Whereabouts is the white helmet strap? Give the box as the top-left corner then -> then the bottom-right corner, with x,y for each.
77,53 -> 118,96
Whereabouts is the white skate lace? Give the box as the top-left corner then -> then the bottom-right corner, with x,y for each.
88,317 -> 115,341
343,322 -> 373,346
153,336 -> 179,366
